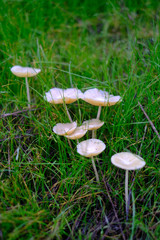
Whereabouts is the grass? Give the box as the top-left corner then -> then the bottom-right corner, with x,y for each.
0,0 -> 160,239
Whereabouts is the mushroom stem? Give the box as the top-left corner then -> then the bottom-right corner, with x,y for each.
63,103 -> 72,122
25,77 -> 31,108
93,106 -> 102,138
91,156 -> 100,183
92,129 -> 96,138
96,106 -> 102,119
125,170 -> 129,213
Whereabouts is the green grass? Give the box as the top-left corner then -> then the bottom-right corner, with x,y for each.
0,0 -> 160,239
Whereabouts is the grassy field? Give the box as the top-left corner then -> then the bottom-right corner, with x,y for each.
0,0 -> 160,239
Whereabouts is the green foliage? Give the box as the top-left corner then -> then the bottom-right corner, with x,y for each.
0,0 -> 160,239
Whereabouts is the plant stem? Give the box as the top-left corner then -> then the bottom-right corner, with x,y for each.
91,156 -> 100,183
25,77 -> 31,108
125,170 -> 129,213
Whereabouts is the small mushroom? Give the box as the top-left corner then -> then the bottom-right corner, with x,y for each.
83,88 -> 121,107
65,126 -> 88,140
83,88 -> 121,138
53,121 -> 77,136
11,65 -> 41,77
111,152 -> 146,214
11,65 -> 41,108
82,119 -> 104,130
77,139 -> 106,182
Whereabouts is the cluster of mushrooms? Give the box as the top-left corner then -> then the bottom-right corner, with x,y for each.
11,65 -> 146,214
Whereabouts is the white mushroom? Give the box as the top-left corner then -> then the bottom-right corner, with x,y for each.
44,88 -> 64,104
83,88 -> 121,107
77,139 -> 106,182
53,121 -> 77,136
77,139 -> 106,157
111,152 -> 146,214
82,119 -> 104,130
11,65 -> 41,108
65,126 -> 87,140
11,65 -> 41,77
83,88 -> 121,138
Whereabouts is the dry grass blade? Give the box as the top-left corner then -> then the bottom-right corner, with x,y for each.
0,107 -> 41,118
138,102 -> 160,140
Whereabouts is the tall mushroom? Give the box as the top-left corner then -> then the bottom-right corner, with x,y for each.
82,88 -> 121,137
77,139 -> 106,182
111,152 -> 146,214
11,65 -> 41,108
83,88 -> 122,119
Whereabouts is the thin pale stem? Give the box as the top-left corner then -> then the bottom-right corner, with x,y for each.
91,156 -> 100,183
93,106 -> 102,139
96,106 -> 102,119
92,129 -> 95,138
63,103 -> 72,122
25,77 -> 31,108
125,170 -> 129,213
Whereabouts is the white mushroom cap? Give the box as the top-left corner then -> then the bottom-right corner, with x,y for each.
11,65 -> 41,77
44,88 -> 83,104
63,88 -> 84,104
83,88 -> 121,106
53,121 -> 77,136
111,152 -> 146,170
82,119 -> 104,130
65,126 -> 87,140
77,139 -> 106,157
44,88 -> 64,104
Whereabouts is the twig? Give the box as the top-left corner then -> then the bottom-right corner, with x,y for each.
138,101 -> 160,140
139,124 -> 147,154
8,141 -> 10,175
0,107 -> 40,118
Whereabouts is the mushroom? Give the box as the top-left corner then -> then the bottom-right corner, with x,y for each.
83,88 -> 122,119
11,65 -> 41,108
53,121 -> 77,136
44,88 -> 83,122
111,152 -> 146,213
77,139 -> 106,182
83,88 -> 121,138
65,126 -> 88,140
82,119 -> 104,130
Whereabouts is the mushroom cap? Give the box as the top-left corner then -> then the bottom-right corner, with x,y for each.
63,88 -> 84,104
53,121 -> 77,136
11,65 -> 41,77
44,88 -> 83,104
44,88 -> 64,104
77,139 -> 106,157
111,152 -> 146,170
83,88 -> 121,106
65,126 -> 87,140
82,119 -> 104,130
